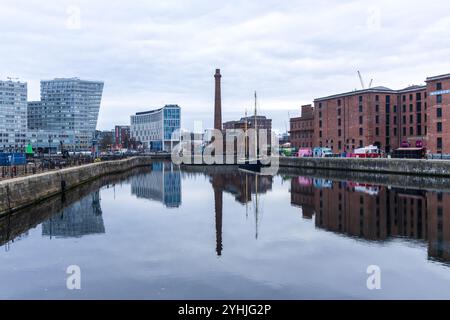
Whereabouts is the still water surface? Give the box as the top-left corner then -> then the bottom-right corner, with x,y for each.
0,162 -> 449,299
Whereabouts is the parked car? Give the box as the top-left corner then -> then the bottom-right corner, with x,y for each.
313,147 -> 333,158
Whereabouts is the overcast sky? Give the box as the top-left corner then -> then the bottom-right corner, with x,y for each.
1,0 -> 450,132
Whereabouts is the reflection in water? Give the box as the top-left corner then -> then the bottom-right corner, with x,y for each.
207,168 -> 272,256
2,163 -> 450,298
183,166 -> 273,256
291,177 -> 450,264
42,191 -> 105,238
131,162 -> 181,208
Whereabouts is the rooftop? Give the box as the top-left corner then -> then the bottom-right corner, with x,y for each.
314,86 -> 395,102
134,104 -> 180,116
426,73 -> 450,82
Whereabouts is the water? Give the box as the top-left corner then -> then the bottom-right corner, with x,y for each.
0,161 -> 449,299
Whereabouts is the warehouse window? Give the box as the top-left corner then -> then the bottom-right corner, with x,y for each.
437,137 -> 443,149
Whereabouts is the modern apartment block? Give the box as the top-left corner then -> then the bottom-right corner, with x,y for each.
289,104 -> 314,149
288,72 -> 450,155
130,104 -> 181,152
0,80 -> 27,152
28,78 -> 104,151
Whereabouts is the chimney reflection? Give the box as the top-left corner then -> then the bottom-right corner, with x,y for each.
208,169 -> 273,256
212,176 -> 223,256
290,177 -> 450,263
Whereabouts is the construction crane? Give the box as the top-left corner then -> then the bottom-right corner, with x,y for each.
357,71 -> 374,89
357,71 -> 365,89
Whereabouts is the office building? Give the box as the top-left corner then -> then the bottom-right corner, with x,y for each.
130,104 -> 180,152
0,80 -> 27,152
28,78 -> 104,151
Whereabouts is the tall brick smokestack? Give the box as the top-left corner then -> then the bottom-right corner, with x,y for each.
214,69 -> 222,131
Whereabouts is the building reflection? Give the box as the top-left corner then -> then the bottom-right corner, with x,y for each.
291,177 -> 450,264
208,170 -> 273,256
42,191 -> 105,238
131,162 -> 182,208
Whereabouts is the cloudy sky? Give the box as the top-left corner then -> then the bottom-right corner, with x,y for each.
1,0 -> 450,132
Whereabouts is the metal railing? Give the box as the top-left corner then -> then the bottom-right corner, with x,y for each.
0,154 -> 131,181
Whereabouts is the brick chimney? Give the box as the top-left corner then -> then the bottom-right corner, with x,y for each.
214,69 -> 222,131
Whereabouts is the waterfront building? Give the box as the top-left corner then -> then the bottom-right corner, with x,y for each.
130,104 -> 181,152
27,130 -> 76,153
314,85 -> 427,154
28,78 -> 104,151
290,72 -> 450,155
425,74 -> 450,154
223,115 -> 272,144
0,80 -> 27,152
290,104 -> 314,149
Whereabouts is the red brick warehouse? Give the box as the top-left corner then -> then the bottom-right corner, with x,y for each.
290,73 -> 450,155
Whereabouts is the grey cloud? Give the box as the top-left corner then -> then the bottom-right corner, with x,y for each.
0,0 -> 449,131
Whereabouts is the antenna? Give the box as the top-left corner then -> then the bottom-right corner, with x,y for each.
357,71 -> 365,89
369,79 -> 373,88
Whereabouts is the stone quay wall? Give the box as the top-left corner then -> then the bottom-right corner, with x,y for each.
0,157 -> 155,216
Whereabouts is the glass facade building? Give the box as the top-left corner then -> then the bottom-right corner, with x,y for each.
0,80 -> 27,152
131,104 -> 180,151
28,78 -> 104,151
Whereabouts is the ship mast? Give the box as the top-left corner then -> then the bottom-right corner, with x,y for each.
255,173 -> 259,239
254,91 -> 258,159
244,109 -> 248,160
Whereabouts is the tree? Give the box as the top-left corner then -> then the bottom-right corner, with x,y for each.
99,133 -> 114,151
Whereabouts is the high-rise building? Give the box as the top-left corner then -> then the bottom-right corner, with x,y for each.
130,104 -> 181,152
27,101 -> 44,130
0,80 -> 27,152
28,78 -> 104,151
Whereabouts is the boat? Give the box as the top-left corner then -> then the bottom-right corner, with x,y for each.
238,91 -> 270,173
